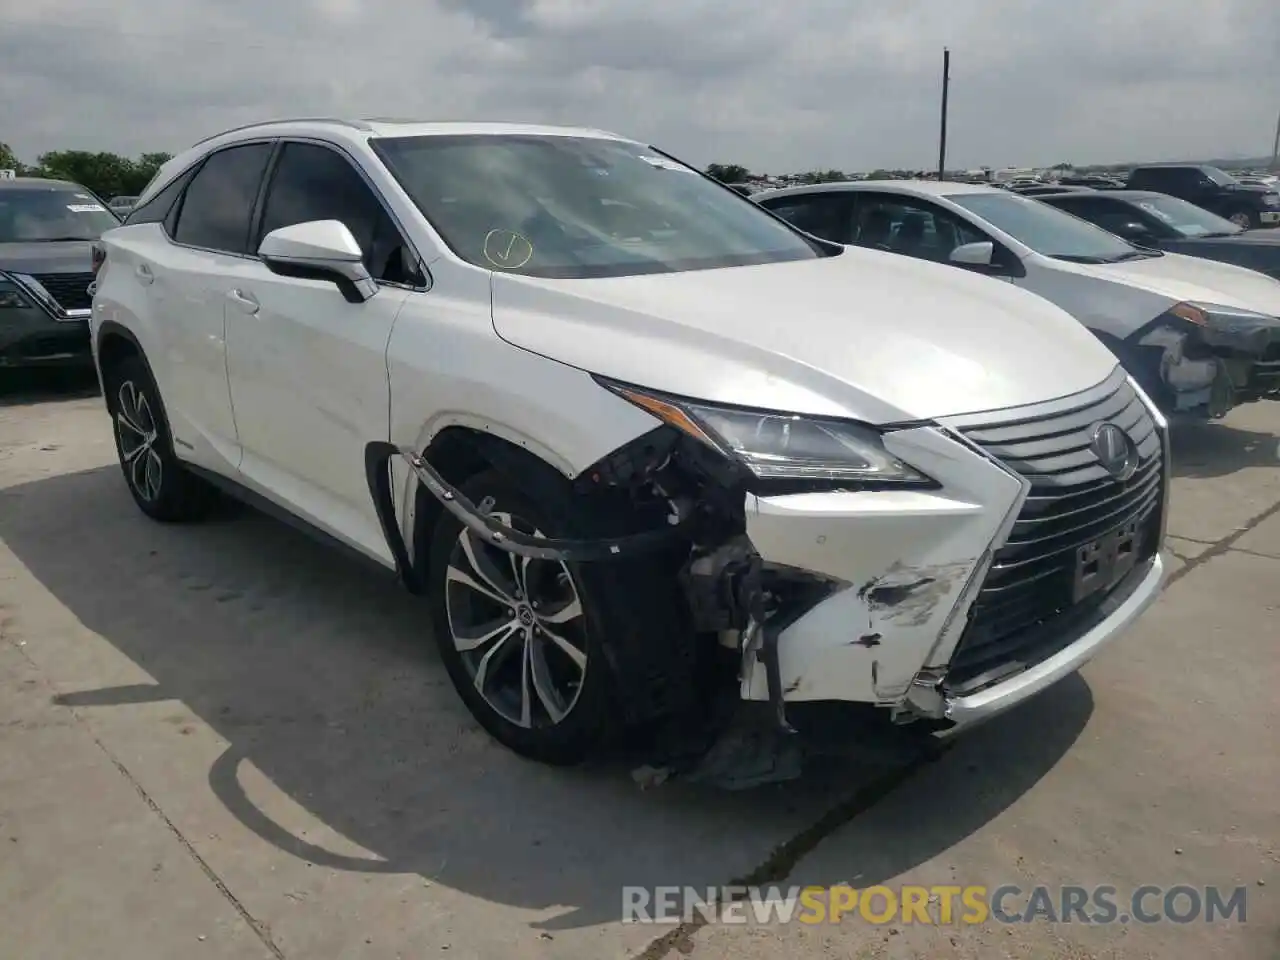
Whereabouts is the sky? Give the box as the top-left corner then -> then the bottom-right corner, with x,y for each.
2,0 -> 1278,174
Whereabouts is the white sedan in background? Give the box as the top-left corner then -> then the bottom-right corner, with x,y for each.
756,180 -> 1280,420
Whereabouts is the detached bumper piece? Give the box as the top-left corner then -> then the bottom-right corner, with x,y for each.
944,371 -> 1165,702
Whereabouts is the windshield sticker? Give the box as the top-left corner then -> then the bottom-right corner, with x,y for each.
482,229 -> 534,270
638,155 -> 695,173
67,203 -> 107,213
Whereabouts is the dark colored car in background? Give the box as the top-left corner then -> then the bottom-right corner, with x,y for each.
1057,175 -> 1126,190
0,177 -> 119,370
1039,190 -> 1280,279
1125,164 -> 1280,230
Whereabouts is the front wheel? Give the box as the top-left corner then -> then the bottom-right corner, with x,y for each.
426,470 -> 619,764
1227,209 -> 1256,229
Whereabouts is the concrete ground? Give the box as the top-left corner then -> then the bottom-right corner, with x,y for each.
0,373 -> 1276,960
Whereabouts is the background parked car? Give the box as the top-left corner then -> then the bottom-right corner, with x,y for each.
108,195 -> 138,218
1011,184 -> 1094,197
1,177 -> 119,370
1125,164 -> 1280,229
754,180 -> 1280,419
1038,189 -> 1280,279
1058,175 -> 1127,190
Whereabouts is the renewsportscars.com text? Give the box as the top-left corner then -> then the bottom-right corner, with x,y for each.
622,884 -> 1249,926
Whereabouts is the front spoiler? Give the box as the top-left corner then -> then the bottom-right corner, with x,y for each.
939,553 -> 1166,732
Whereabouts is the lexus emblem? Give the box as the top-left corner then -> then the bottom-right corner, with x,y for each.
1091,422 -> 1138,481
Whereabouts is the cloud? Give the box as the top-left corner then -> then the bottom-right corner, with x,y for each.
1,0 -> 1277,173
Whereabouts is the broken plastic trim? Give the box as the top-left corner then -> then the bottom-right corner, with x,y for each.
363,442 -> 694,583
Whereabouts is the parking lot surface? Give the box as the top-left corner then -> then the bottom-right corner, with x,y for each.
1,380 -> 1276,960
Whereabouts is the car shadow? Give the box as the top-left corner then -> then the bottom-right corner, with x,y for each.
0,367 -> 99,407
1168,419 -> 1278,479
0,464 -> 1092,930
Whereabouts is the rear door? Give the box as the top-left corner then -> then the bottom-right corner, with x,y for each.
139,142 -> 274,472
220,139 -> 420,562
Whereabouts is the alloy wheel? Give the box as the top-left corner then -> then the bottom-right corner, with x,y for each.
443,512 -> 589,728
115,380 -> 163,502
1228,211 -> 1252,228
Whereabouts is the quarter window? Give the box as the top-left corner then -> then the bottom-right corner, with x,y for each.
257,142 -> 418,284
125,168 -> 196,228
172,143 -> 273,254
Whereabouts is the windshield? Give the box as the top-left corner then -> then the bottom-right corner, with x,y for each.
371,134 -> 822,279
1201,166 -> 1239,187
1130,195 -> 1242,237
0,187 -> 120,242
948,191 -> 1140,262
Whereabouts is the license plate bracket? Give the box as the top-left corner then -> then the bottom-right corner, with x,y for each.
1073,519 -> 1142,603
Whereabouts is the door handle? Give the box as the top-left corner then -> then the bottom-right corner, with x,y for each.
226,288 -> 260,315
135,263 -> 154,285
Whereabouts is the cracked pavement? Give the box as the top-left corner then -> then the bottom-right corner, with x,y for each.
0,376 -> 1277,960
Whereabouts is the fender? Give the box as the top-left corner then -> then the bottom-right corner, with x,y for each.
363,441 -> 695,591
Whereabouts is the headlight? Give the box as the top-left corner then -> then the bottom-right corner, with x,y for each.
1167,301 -> 1278,328
596,378 -> 933,489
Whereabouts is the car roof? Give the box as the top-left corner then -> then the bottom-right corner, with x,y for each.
140,117 -> 638,208
755,179 -> 1005,202
1044,190 -> 1171,202
191,117 -> 628,149
0,177 -> 85,192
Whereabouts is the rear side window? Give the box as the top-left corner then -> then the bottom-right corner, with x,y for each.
760,195 -> 849,243
125,169 -> 195,227
257,142 -> 418,283
172,143 -> 273,254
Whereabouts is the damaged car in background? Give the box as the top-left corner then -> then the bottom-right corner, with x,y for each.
90,119 -> 1168,787
755,181 -> 1280,420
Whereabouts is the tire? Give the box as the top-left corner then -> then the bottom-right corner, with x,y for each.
425,466 -> 692,765
103,354 -> 217,522
1226,209 -> 1255,229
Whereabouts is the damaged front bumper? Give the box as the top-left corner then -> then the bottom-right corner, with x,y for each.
739,366 -> 1169,735
1129,310 -> 1280,418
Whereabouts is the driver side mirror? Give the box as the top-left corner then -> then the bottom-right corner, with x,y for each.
949,240 -> 996,269
258,220 -> 378,304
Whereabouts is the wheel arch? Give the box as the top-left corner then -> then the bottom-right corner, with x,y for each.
95,321 -> 173,432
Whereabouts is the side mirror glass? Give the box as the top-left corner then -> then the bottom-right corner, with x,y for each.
949,240 -> 995,268
258,219 -> 378,304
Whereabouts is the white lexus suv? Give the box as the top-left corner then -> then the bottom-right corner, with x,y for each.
90,118 -> 1168,779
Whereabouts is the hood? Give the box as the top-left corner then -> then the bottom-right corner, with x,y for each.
1082,251 -> 1280,316
1224,182 -> 1278,198
489,248 -> 1119,424
0,240 -> 96,276
1225,229 -> 1280,246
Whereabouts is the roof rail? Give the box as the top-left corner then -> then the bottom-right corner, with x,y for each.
191,117 -> 373,147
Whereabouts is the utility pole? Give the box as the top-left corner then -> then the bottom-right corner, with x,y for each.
1271,106 -> 1279,171
937,48 -> 951,181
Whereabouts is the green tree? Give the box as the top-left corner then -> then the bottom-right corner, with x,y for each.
0,142 -> 25,174
706,163 -> 750,183
32,150 -> 173,198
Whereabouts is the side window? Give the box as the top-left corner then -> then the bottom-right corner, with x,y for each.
124,168 -> 195,227
257,142 -> 418,284
1054,197 -> 1140,233
851,197 -> 986,262
172,143 -> 273,254
760,196 -> 849,243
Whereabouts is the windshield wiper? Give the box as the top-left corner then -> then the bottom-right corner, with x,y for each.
1196,231 -> 1239,239
21,236 -> 98,243
1051,254 -> 1111,264
1105,250 -> 1161,262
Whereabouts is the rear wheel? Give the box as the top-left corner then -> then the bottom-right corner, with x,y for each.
104,354 -> 216,521
1227,209 -> 1255,229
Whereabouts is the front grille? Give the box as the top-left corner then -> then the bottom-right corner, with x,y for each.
31,272 -> 95,312
946,370 -> 1164,688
